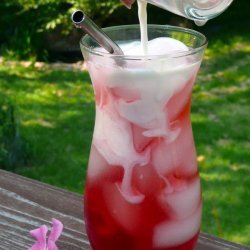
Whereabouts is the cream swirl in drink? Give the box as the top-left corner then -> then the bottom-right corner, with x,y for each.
82,23 -> 206,249
81,2 -> 206,250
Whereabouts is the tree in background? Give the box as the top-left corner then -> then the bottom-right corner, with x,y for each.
0,0 -> 122,60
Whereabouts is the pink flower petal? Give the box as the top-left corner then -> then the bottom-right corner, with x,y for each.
28,219 -> 64,250
120,0 -> 135,8
47,240 -> 58,250
48,218 -> 63,242
28,225 -> 48,250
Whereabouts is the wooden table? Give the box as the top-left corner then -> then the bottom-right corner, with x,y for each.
0,169 -> 248,249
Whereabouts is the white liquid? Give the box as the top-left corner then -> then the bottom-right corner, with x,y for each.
194,20 -> 208,26
138,0 -> 148,55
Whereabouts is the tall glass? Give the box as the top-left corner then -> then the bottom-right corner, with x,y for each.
80,25 -> 207,250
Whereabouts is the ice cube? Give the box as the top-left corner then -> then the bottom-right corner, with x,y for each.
94,105 -> 149,167
118,97 -> 181,139
158,177 -> 201,220
147,37 -> 192,72
147,37 -> 188,56
167,73 -> 195,121
152,140 -> 176,176
159,62 -> 199,96
87,65 -> 111,107
131,124 -> 155,152
106,67 -> 159,91
152,117 -> 197,178
110,86 -> 140,103
133,163 -> 166,195
172,118 -> 198,176
94,104 -> 150,204
117,165 -> 145,204
118,98 -> 162,125
103,182 -> 142,234
153,205 -> 201,248
87,145 -> 109,179
124,37 -> 188,57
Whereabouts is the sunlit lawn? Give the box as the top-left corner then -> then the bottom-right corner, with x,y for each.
192,37 -> 250,245
0,36 -> 249,245
0,65 -> 95,192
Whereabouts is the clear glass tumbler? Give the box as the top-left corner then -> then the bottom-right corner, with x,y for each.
80,25 -> 207,250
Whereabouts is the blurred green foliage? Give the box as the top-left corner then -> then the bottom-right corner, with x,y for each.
0,0 -> 122,60
1,0 -> 249,61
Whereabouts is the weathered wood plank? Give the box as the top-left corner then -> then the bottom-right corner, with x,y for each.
0,170 -> 89,249
196,233 -> 249,250
0,169 -> 248,249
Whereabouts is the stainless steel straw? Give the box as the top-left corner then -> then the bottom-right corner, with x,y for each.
71,10 -> 124,55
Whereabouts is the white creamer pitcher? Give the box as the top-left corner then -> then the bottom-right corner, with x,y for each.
150,0 -> 233,25
123,0 -> 234,25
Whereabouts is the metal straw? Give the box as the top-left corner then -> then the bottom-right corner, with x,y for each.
71,10 -> 124,55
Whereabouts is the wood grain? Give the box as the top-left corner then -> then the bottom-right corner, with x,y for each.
0,169 -> 248,250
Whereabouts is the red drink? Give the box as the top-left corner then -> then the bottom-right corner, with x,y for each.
80,25 -> 207,250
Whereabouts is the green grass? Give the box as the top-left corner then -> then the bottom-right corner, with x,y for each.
0,35 -> 249,245
192,36 -> 250,245
0,64 -> 95,192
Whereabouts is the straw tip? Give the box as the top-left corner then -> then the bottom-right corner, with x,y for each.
71,10 -> 85,24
